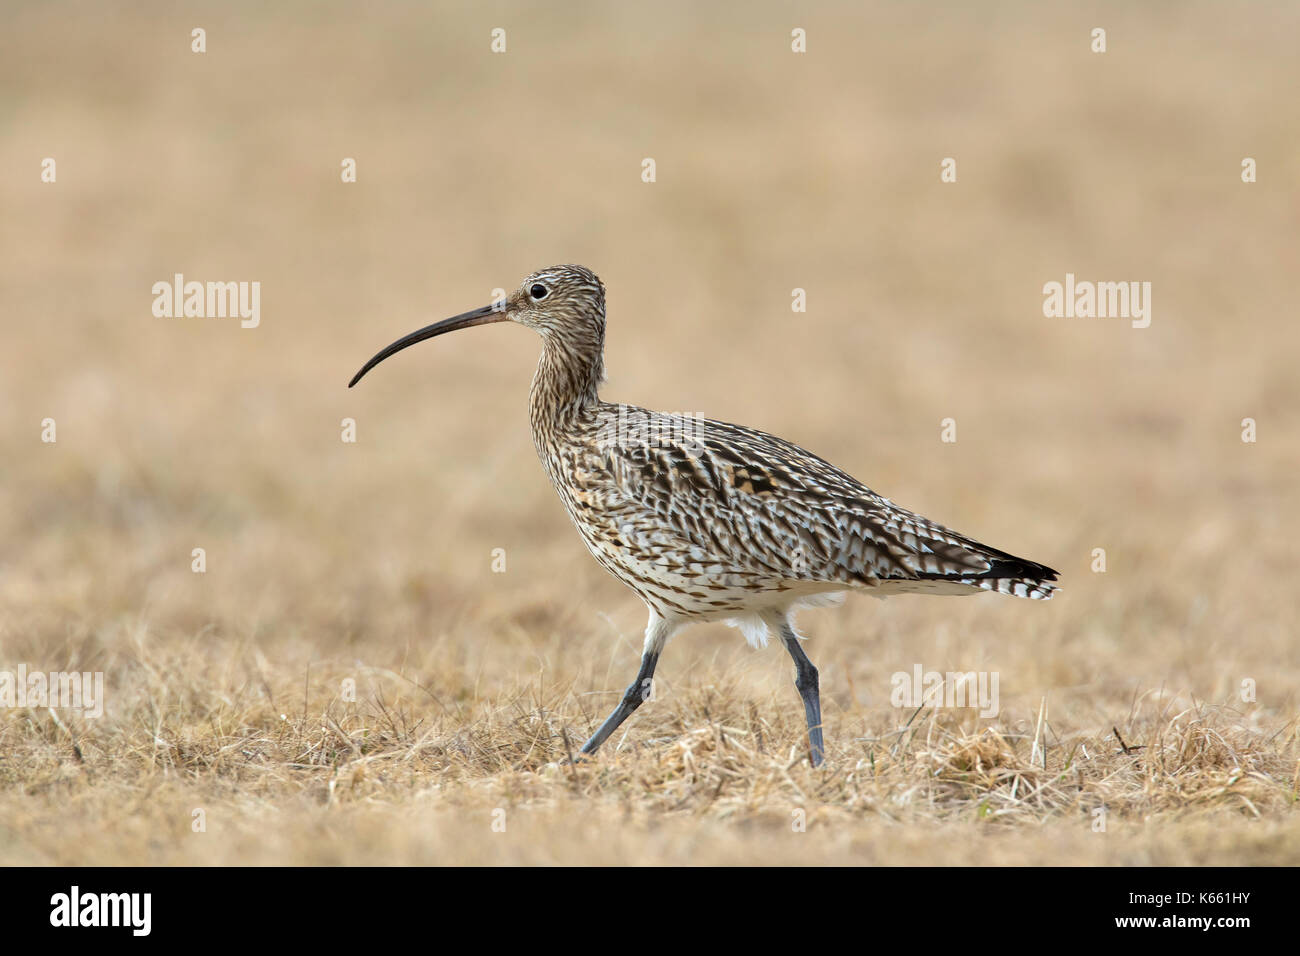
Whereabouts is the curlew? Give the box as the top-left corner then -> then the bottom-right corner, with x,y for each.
349,265 -> 1058,766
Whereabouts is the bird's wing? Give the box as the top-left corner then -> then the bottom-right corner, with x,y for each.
582,405 -> 1058,596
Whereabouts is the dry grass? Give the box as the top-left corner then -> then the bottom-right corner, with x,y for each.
3,648 -> 1296,864
1,0 -> 1298,864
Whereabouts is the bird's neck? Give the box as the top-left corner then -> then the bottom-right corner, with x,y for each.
529,334 -> 604,443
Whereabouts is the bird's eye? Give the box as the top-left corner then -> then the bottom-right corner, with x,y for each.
530,283 -> 548,300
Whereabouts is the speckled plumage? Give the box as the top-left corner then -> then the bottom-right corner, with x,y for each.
350,264 -> 1059,766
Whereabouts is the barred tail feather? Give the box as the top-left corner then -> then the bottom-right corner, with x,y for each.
960,575 -> 1058,600
920,556 -> 1060,600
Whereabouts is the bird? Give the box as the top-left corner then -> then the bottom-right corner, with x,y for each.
349,264 -> 1059,767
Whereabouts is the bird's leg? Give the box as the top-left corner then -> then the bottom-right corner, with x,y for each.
779,622 -> 825,767
578,614 -> 673,758
578,649 -> 659,756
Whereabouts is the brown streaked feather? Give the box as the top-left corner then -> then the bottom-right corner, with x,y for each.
532,403 -> 1058,620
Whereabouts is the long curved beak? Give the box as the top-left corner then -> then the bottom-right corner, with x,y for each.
348,304 -> 506,387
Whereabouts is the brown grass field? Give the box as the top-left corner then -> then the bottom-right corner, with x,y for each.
1,1 -> 1298,866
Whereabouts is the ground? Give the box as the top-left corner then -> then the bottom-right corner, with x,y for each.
1,1 -> 1297,865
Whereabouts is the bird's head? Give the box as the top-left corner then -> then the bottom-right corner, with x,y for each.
348,264 -> 606,388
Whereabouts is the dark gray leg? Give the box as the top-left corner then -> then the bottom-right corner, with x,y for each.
578,614 -> 674,757
579,650 -> 659,755
779,622 -> 825,767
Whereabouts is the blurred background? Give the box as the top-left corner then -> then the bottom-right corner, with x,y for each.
0,1 -> 1296,864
